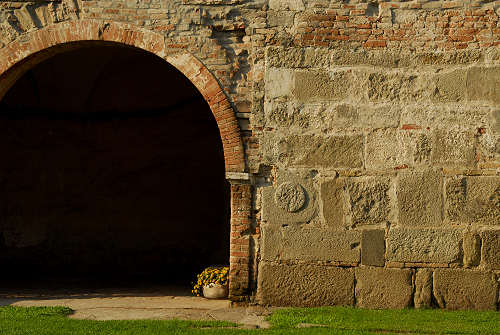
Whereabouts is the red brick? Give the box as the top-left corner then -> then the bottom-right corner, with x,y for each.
402,124 -> 422,130
363,40 -> 387,48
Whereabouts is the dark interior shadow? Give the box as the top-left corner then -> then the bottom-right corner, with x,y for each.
0,44 -> 230,297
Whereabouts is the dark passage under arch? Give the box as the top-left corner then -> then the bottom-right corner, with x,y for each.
0,44 -> 230,290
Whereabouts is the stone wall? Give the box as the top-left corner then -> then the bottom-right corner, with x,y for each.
0,0 -> 499,309
254,1 -> 499,310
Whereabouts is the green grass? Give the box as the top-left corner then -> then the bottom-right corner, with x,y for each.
269,307 -> 500,334
0,306 -> 498,335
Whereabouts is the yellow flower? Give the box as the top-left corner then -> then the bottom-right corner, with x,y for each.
192,266 -> 229,296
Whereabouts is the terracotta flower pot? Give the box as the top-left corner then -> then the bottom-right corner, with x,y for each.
203,284 -> 228,299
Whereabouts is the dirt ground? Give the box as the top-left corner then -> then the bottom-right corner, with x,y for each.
0,285 -> 273,328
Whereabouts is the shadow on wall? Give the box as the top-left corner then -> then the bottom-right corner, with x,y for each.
0,45 -> 230,286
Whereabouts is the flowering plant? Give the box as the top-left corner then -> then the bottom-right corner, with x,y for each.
192,266 -> 229,297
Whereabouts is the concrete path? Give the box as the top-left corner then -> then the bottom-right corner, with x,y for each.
0,286 -> 273,328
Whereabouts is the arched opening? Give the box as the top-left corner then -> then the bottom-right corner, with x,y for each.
0,43 -> 230,292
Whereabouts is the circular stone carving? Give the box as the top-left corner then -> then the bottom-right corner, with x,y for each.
275,182 -> 306,213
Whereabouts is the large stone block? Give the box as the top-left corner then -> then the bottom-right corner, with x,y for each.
266,47 -> 330,69
265,68 -> 294,98
266,47 -> 301,68
327,50 -> 481,67
330,49 -> 404,67
257,263 -> 354,306
414,269 -> 433,309
467,66 -> 500,105
475,126 -> 499,167
346,177 -> 391,225
268,0 -> 304,11
261,170 -> 318,225
433,269 -> 498,310
493,109 -> 500,135
266,102 -> 400,133
386,228 -> 462,263
401,105 -> 490,131
320,178 -> 346,229
294,70 -> 352,102
414,50 -> 482,66
280,226 -> 361,263
275,134 -> 364,168
355,267 -> 413,309
260,225 -> 282,262
267,10 -> 295,27
361,229 -> 386,267
445,176 -> 500,225
463,232 -> 481,267
260,224 -> 362,263
431,130 -> 476,167
360,70 -> 429,103
481,229 -> 500,269
432,69 -> 467,102
263,100 -> 312,130
397,170 -> 442,227
324,103 -> 400,130
366,129 -> 431,169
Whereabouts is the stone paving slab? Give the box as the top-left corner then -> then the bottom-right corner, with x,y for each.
0,287 -> 273,328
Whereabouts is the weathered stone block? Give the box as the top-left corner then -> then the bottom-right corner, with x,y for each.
267,11 -> 295,27
397,170 -> 442,227
265,68 -> 294,98
414,269 -> 433,309
431,130 -> 475,167
261,170 -> 318,225
320,178 -> 345,229
260,225 -> 281,262
463,232 -> 481,267
330,49 -> 403,67
386,228 -> 462,263
493,109 -> 500,135
366,129 -> 431,169
485,48 -> 500,64
361,229 -> 385,267
346,177 -> 391,225
481,229 -> 500,269
324,103 -> 400,130
268,0 -> 304,11
355,267 -> 413,309
294,70 -> 352,102
361,71 -> 429,102
415,50 -> 482,66
263,100 -> 311,130
401,105 -> 490,131
432,69 -> 467,102
303,48 -> 331,69
327,50 -> 481,68
433,269 -> 498,310
266,47 -> 304,68
258,263 -> 354,306
266,47 -> 330,69
276,134 -> 364,168
467,66 -> 500,105
281,226 -> 361,263
445,176 -> 500,225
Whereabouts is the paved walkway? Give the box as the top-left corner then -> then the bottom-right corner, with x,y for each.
0,286 -> 273,328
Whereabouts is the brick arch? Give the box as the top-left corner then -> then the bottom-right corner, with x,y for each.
0,19 -> 245,173
0,19 -> 252,301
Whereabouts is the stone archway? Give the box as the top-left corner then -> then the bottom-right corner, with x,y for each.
0,20 -> 251,300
